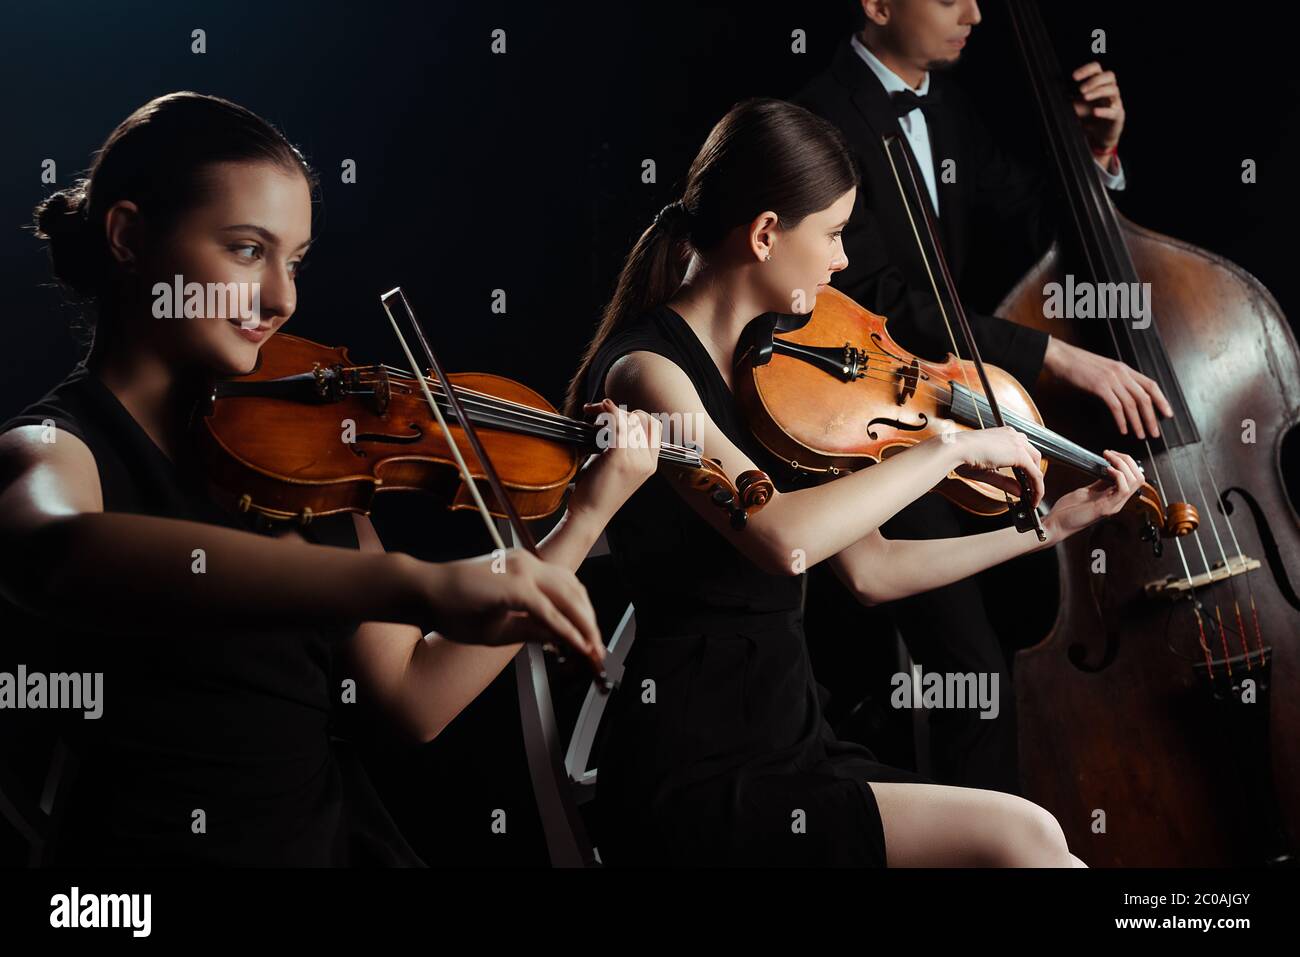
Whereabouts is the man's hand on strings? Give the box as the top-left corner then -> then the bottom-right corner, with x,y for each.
1042,338 -> 1174,440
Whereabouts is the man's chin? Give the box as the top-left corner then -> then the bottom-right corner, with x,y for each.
925,54 -> 961,72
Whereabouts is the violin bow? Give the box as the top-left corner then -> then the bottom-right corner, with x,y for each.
379,287 -> 610,692
881,133 -> 1047,541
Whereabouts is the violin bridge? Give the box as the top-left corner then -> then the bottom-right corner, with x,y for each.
1144,554 -> 1262,599
896,358 -> 921,404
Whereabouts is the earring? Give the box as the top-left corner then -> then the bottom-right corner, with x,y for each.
764,252 -> 772,262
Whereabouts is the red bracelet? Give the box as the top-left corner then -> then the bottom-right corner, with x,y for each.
1091,145 -> 1118,158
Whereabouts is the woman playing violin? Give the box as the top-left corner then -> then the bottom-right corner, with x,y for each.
0,91 -> 661,866
566,97 -> 1144,867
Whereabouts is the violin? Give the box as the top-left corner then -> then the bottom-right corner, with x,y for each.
733,282 -> 1196,546
193,326 -> 774,530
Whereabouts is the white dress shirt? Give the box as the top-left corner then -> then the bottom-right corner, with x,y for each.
850,34 -> 1125,216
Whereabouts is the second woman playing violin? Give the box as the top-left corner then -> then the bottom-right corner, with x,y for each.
565,97 -> 1144,867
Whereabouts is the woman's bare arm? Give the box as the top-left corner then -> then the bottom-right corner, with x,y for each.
604,350 -> 970,575
0,425 -> 423,635
825,524 -> 1056,607
346,504 -> 611,744
0,423 -> 609,659
347,400 -> 661,743
827,448 -> 1143,606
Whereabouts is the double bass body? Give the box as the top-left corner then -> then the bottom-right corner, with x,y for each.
1001,218 -> 1300,866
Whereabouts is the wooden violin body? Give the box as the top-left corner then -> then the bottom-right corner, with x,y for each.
734,285 -> 1184,536
736,285 -> 1042,514
195,334 -> 579,524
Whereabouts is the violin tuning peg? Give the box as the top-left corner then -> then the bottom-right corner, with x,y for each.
1138,515 -> 1163,557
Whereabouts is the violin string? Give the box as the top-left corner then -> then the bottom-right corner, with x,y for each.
764,323 -> 1119,474
947,385 -> 1109,474
366,363 -> 676,449
370,365 -> 602,435
379,292 -> 507,554
357,376 -> 589,442
843,369 -> 1110,472
802,332 -> 986,379
756,347 -> 1114,475
793,339 -> 970,380
371,371 -> 707,465
351,367 -> 703,467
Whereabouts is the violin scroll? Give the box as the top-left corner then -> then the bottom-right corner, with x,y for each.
671,456 -> 774,529
1129,479 -> 1198,557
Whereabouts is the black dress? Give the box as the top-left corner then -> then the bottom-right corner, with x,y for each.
585,305 -> 932,867
0,361 -> 424,867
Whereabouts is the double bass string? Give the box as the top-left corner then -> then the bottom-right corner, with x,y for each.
1195,454 -> 1267,663
1011,0 -> 1261,674
1013,0 -> 1227,665
1028,1 -> 1260,668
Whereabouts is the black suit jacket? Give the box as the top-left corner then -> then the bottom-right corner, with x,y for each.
794,38 -> 1056,388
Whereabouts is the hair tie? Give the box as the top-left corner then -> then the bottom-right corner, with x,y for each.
654,200 -> 690,233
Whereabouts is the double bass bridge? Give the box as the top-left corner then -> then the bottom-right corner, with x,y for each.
1144,554 -> 1262,599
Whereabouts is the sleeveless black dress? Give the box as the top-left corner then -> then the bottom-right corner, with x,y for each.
0,360 -> 424,866
584,305 -> 932,867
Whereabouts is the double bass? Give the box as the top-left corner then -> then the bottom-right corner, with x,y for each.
994,0 -> 1300,866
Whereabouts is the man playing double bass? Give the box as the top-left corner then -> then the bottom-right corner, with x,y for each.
795,0 -> 1173,793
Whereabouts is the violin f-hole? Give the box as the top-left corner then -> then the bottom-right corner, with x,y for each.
351,421 -> 426,454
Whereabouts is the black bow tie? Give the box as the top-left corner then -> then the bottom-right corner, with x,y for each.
891,88 -> 942,117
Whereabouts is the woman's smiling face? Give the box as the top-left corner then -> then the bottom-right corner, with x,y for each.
125,160 -> 313,376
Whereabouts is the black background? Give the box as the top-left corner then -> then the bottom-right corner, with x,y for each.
2,1 -> 1297,865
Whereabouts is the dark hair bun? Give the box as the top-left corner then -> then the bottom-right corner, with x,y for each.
33,179 -> 101,298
